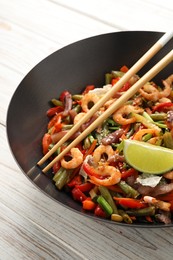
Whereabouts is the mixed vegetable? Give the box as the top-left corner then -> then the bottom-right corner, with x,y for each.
42,65 -> 173,224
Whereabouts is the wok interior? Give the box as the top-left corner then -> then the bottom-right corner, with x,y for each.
7,31 -> 173,226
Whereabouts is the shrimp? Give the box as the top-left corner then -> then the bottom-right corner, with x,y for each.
143,196 -> 171,212
158,97 -> 172,103
104,98 -> 116,109
147,137 -> 161,145
61,148 -> 83,169
158,74 -> 173,98
81,92 -> 100,112
163,170 -> 173,180
139,82 -> 160,101
93,145 -> 115,164
73,112 -> 86,125
133,129 -> 159,141
129,74 -> 139,85
113,105 -> 143,125
89,165 -> 121,186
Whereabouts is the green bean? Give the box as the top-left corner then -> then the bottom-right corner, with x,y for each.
111,214 -> 123,222
118,209 -> 133,224
118,181 -> 140,198
48,143 -> 54,150
150,113 -> 167,121
62,124 -> 73,130
83,137 -> 91,149
154,122 -> 167,129
105,73 -> 113,84
108,126 -> 120,131
163,132 -> 173,149
112,71 -> 125,78
51,98 -> 63,107
63,115 -> 71,124
117,140 -> 124,153
98,186 -> 118,214
132,113 -> 160,132
126,206 -> 155,217
97,196 -> 113,216
126,127 -> 135,139
72,94 -> 83,101
142,111 -> 153,122
143,111 -> 167,129
55,169 -> 72,190
48,143 -> 60,156
88,134 -> 95,143
72,104 -> 82,113
53,167 -> 65,182
142,133 -> 152,142
106,118 -> 118,126
89,187 -> 98,202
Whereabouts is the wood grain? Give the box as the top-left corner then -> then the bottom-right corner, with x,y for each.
1,0 -> 173,259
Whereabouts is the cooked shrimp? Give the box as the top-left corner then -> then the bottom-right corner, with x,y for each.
104,98 -> 116,109
133,129 -> 159,141
143,196 -> 171,212
139,82 -> 160,101
158,97 -> 172,103
89,165 -> 121,186
73,112 -> 86,125
163,170 -> 173,180
81,92 -> 100,112
129,74 -> 139,85
113,105 -> 143,125
158,74 -> 173,98
61,148 -> 83,169
147,137 -> 161,145
93,145 -> 115,164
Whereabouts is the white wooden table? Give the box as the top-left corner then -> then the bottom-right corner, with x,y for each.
1,1 -> 173,259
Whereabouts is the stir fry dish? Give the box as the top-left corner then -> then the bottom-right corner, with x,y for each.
42,65 -> 173,224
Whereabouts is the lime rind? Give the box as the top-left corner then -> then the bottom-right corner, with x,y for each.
123,139 -> 173,174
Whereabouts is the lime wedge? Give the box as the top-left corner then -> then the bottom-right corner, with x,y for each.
123,139 -> 173,174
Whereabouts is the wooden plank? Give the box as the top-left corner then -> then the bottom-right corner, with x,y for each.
0,203 -> 85,260
52,0 -> 173,32
0,0 -> 118,45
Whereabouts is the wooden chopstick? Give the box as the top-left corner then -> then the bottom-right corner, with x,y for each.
41,49 -> 173,173
37,31 -> 173,169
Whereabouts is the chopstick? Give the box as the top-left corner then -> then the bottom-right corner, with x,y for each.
41,49 -> 173,173
38,31 -> 173,171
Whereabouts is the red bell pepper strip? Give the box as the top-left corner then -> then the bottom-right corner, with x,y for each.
119,81 -> 131,92
59,90 -> 71,102
107,185 -> 124,194
71,187 -> 87,202
121,168 -> 138,180
156,190 -> 173,202
67,175 -> 82,188
52,161 -> 61,174
120,65 -> 129,73
82,85 -> 95,95
46,106 -> 64,117
48,114 -> 62,129
54,121 -> 63,132
83,162 -> 102,178
111,77 -> 131,92
76,183 -> 94,193
42,133 -> 52,155
111,77 -> 120,86
94,205 -> 107,218
84,139 -> 97,159
82,198 -> 96,211
113,197 -> 147,209
152,102 -> 173,112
